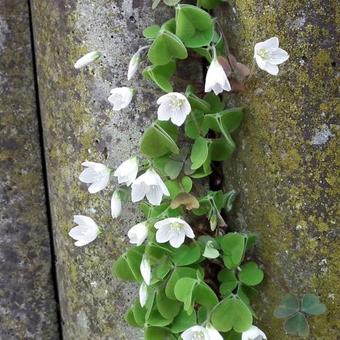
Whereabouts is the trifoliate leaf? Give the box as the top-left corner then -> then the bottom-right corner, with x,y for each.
301,294 -> 326,316
190,137 -> 209,170
143,24 -> 161,39
274,294 -> 300,318
284,312 -> 310,337
238,262 -> 264,286
220,233 -> 246,269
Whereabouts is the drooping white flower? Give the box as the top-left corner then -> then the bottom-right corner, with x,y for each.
113,157 -> 138,186
74,50 -> 102,69
205,56 -> 231,95
139,282 -> 148,307
206,325 -> 223,340
181,325 -> 208,340
254,37 -> 289,75
242,325 -> 267,340
69,215 -> 99,247
154,217 -> 195,248
128,50 -> 141,80
79,161 -> 111,194
140,255 -> 151,285
111,191 -> 122,219
157,92 -> 191,126
131,168 -> 170,206
108,87 -> 133,111
127,222 -> 148,246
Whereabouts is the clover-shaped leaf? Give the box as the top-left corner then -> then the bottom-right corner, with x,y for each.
274,294 -> 299,318
175,5 -> 214,48
174,277 -> 198,313
143,61 -> 176,92
148,30 -> 187,65
190,137 -> 209,170
284,312 -> 309,337
220,233 -> 246,269
301,294 -> 326,316
238,261 -> 264,286
211,296 -> 253,332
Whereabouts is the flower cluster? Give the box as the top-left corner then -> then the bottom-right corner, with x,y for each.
70,1 -> 289,339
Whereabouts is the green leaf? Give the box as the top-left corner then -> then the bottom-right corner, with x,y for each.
187,93 -> 211,113
171,309 -> 197,333
204,93 -> 224,113
163,0 -> 181,6
124,307 -> 141,328
224,190 -> 237,212
148,308 -> 173,327
182,176 -> 193,192
141,121 -> 179,157
203,241 -> 220,259
220,233 -> 246,269
132,301 -> 146,326
148,30 -> 187,65
211,296 -> 253,332
166,267 -> 197,300
171,243 -> 202,266
175,5 -> 214,48
209,138 -> 234,161
126,246 -> 144,282
274,294 -> 300,319
143,61 -> 176,92
185,110 -> 209,139
190,137 -> 209,170
301,294 -> 326,316
284,312 -> 310,337
192,47 -> 212,62
156,288 -> 181,320
164,158 -> 183,179
194,281 -> 219,309
145,327 -> 172,340
174,277 -> 198,312
218,269 -> 238,297
198,0 -> 222,10
151,257 -> 173,284
197,306 -> 208,324
238,262 -> 264,286
151,0 -> 161,10
112,255 -> 136,281
161,18 -> 176,33
143,25 -> 161,39
220,108 -> 244,133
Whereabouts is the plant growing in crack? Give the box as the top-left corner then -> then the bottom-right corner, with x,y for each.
65,0 -> 317,339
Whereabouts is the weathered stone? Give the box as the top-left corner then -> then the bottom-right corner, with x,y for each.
0,0 -> 59,339
30,1 -> 179,338
218,1 -> 338,338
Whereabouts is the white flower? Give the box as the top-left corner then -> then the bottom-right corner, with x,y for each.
254,37 -> 289,75
205,56 -> 231,95
131,168 -> 170,206
111,191 -> 122,219
154,217 -> 195,248
69,215 -> 99,247
139,282 -> 148,307
140,255 -> 151,285
127,222 -> 148,246
206,325 -> 223,340
74,51 -> 102,69
181,326 -> 208,340
79,161 -> 111,194
242,325 -> 267,340
113,157 -> 138,186
128,50 -> 141,80
108,87 -> 133,111
157,92 -> 191,126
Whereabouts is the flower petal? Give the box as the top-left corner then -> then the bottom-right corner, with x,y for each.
139,282 -> 148,307
270,48 -> 289,65
131,182 -> 147,202
169,230 -> 186,248
264,63 -> 279,76
146,185 -> 163,205
263,36 -> 279,49
156,224 -> 172,243
88,173 -> 110,193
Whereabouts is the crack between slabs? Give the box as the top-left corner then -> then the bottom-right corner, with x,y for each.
27,0 -> 64,338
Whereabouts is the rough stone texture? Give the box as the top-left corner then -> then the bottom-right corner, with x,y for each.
0,0 -> 59,339
218,1 -> 338,338
30,1 -> 179,339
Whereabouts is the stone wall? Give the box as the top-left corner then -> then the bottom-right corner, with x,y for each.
0,0 -> 59,339
218,1 -> 338,338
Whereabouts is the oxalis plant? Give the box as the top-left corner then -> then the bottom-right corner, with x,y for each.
71,1 -> 291,339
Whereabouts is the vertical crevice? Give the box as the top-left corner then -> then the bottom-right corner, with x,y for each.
27,0 -> 63,338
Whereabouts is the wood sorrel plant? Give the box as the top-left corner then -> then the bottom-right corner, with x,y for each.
72,1 -> 289,339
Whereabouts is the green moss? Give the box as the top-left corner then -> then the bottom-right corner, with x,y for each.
219,0 -> 338,338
